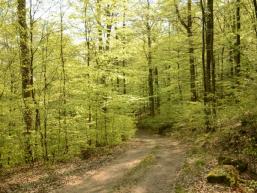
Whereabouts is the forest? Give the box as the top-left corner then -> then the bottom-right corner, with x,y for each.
0,0 -> 257,192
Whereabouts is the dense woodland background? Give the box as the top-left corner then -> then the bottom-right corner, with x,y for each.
0,0 -> 257,173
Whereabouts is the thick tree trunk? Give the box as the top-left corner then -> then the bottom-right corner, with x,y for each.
201,0 -> 216,131
187,0 -> 197,101
206,0 -> 214,94
18,0 -> 33,163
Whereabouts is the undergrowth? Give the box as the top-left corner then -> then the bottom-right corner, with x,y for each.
171,108 -> 257,193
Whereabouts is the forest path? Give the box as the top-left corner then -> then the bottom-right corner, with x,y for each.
53,133 -> 186,193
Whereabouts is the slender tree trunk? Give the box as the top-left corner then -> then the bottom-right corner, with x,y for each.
84,0 -> 93,143
176,50 -> 183,101
250,0 -> 257,39
122,6 -> 127,95
253,0 -> 257,19
95,100 -> 99,146
106,4 -> 112,51
8,59 -> 15,165
18,0 -> 33,163
200,0 -> 207,102
146,0 -> 155,116
154,67 -> 160,114
29,1 -> 41,162
96,0 -> 103,51
42,34 -> 48,161
103,99 -> 108,145
220,47 -> 225,98
234,0 -> 241,76
175,0 -> 198,101
60,7 -> 68,153
84,0 -> 91,67
148,56 -> 154,117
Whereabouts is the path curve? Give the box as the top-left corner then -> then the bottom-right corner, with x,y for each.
53,135 -> 186,193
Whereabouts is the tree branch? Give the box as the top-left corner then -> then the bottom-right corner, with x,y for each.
174,1 -> 189,31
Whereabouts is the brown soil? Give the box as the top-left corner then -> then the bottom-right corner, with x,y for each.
53,134 -> 186,193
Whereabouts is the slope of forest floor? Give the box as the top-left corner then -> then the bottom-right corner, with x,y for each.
171,123 -> 257,193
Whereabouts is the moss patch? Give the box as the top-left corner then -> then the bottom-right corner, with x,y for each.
207,165 -> 239,186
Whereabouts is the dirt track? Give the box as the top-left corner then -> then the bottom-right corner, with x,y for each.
53,135 -> 186,193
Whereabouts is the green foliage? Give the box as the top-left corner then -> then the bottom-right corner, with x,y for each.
137,115 -> 173,134
0,0 -> 139,167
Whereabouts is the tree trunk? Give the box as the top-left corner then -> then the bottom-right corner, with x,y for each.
18,0 -> 33,163
234,0 -> 241,76
96,0 -> 103,51
122,7 -> 127,95
206,0 -> 214,94
29,1 -> 41,161
253,0 -> 257,20
187,0 -> 197,101
84,0 -> 91,67
60,7 -> 68,153
200,0 -> 207,100
42,34 -> 48,161
175,0 -> 198,101
176,49 -> 183,101
106,4 -> 112,51
201,0 -> 216,131
154,67 -> 160,114
146,0 -> 155,116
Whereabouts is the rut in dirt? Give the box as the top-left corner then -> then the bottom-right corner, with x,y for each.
53,135 -> 186,193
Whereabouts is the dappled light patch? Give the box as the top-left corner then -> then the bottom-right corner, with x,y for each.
65,175 -> 83,186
